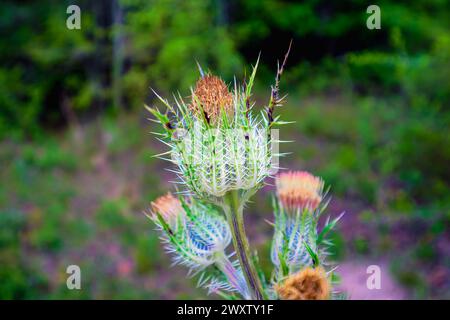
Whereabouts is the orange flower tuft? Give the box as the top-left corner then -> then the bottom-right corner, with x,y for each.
275,171 -> 323,211
151,192 -> 184,226
190,75 -> 233,124
275,267 -> 330,300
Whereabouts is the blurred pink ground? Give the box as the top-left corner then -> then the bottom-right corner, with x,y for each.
337,260 -> 407,300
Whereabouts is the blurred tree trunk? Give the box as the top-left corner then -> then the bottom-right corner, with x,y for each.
215,0 -> 228,25
112,0 -> 125,110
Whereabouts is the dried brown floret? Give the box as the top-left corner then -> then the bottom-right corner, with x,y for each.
275,267 -> 330,300
190,75 -> 233,124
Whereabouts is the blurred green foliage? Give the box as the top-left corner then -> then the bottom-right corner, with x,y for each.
122,0 -> 242,107
0,0 -> 242,139
0,0 -> 448,299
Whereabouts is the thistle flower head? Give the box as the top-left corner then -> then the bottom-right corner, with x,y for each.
276,171 -> 324,211
271,170 -> 343,291
190,75 -> 234,124
149,59 -> 283,203
275,267 -> 330,300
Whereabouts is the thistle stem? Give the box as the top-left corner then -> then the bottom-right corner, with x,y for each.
223,190 -> 265,300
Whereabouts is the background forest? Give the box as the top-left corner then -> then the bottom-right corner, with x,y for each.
0,0 -> 449,299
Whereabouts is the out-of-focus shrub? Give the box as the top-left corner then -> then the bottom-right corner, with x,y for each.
0,1 -> 96,139
0,209 -> 49,299
0,0 -> 243,139
392,119 -> 450,204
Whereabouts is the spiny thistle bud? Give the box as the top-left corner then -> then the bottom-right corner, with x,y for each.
190,75 -> 234,124
271,170 -> 344,292
276,171 -> 324,211
275,267 -> 330,300
150,193 -> 250,298
271,171 -> 326,278
151,193 -> 231,270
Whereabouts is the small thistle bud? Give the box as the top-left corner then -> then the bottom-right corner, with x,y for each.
275,267 -> 330,300
151,192 -> 184,228
276,171 -> 324,211
150,194 -> 251,298
271,171 -> 326,277
150,194 -> 232,271
190,75 -> 234,124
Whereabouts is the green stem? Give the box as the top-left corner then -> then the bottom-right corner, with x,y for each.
223,190 -> 264,300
